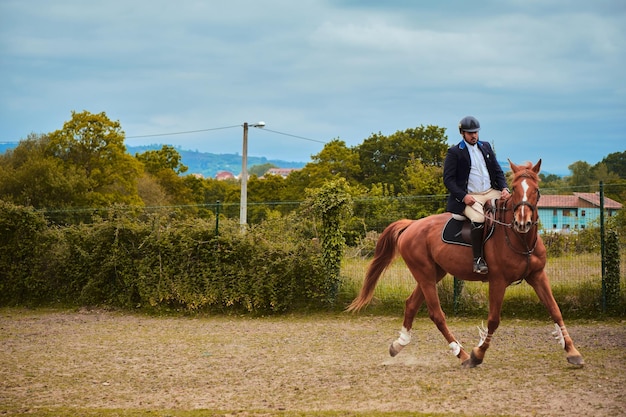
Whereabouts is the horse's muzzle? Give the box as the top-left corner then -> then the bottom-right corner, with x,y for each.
513,201 -> 536,233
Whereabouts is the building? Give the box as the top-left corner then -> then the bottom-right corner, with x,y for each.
262,168 -> 300,178
215,171 -> 235,181
537,192 -> 622,233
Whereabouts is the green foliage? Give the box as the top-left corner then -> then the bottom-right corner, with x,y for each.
306,179 -> 353,302
248,162 -> 277,177
541,229 -> 601,257
600,150 -> 626,179
0,203 -> 333,313
604,230 -> 621,311
46,111 -> 143,207
135,144 -> 188,175
135,145 -> 196,207
356,125 -> 448,193
0,112 -> 143,214
0,201 -> 55,305
0,134 -> 91,209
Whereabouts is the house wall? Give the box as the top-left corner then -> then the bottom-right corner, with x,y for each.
538,207 -> 617,233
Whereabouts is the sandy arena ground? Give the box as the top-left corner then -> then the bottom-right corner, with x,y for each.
1,309 -> 624,416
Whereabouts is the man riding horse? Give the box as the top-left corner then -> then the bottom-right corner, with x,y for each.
443,116 -> 511,274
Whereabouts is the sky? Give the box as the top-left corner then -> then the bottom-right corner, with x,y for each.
1,0 -> 624,176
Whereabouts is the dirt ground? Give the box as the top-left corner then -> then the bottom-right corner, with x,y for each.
0,309 -> 624,416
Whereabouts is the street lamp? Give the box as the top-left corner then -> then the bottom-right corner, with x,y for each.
240,121 -> 265,229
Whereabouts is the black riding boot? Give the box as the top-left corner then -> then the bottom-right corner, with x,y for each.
470,222 -> 488,274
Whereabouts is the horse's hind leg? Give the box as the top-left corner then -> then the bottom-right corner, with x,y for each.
526,271 -> 584,366
400,266 -> 470,364
390,285 -> 424,356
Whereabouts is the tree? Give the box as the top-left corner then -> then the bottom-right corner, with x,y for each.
400,158 -> 447,197
355,125 -> 448,193
46,111 -> 142,206
136,174 -> 171,207
135,145 -> 188,175
566,161 -> 594,191
0,133 -> 90,208
248,163 -> 277,177
135,145 -> 194,206
308,139 -> 361,183
601,151 -> 626,179
538,172 -> 570,194
590,163 -> 620,185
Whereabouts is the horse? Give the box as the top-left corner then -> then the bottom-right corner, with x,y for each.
347,159 -> 584,368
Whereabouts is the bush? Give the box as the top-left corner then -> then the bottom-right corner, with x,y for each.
0,204 -> 333,313
0,201 -> 51,305
604,230 -> 621,312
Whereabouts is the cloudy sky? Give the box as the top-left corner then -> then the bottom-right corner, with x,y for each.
1,0 -> 624,175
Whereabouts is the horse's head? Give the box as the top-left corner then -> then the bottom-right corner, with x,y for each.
507,159 -> 542,233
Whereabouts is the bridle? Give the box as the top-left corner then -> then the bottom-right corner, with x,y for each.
483,178 -> 541,282
511,185 -> 541,227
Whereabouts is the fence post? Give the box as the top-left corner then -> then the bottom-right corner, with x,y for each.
600,181 -> 606,313
453,276 -> 463,315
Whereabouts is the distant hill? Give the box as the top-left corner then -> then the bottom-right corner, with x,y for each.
0,142 -> 19,154
0,142 -> 557,178
0,142 -> 306,179
127,145 -> 306,178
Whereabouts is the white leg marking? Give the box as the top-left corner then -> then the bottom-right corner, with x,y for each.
552,323 -> 567,349
477,321 -> 493,347
449,341 -> 462,356
396,326 -> 411,346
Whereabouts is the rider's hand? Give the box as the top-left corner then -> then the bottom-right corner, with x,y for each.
501,188 -> 511,199
463,195 -> 476,205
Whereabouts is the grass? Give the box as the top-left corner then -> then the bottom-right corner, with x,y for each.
339,253 -> 626,318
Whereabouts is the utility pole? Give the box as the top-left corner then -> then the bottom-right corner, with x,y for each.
240,121 -> 265,231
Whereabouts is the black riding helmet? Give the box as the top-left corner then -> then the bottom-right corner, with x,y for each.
458,116 -> 480,133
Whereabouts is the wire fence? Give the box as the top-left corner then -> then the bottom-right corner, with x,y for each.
36,183 -> 624,315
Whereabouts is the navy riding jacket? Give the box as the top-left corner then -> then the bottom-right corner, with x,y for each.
443,140 -> 508,215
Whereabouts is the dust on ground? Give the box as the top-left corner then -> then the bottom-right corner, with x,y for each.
0,309 -> 624,416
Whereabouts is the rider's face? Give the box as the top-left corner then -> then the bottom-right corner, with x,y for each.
462,131 -> 479,145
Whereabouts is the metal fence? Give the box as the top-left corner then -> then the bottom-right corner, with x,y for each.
38,184 -> 624,316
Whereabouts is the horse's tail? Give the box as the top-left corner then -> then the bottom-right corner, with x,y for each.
346,219 -> 413,312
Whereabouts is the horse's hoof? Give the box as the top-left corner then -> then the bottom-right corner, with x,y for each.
389,341 -> 404,357
567,355 -> 584,367
462,350 -> 483,368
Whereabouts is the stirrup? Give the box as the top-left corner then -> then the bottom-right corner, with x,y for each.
473,257 -> 488,274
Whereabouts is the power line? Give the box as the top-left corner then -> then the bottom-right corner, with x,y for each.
124,124 -> 329,146
124,124 -> 428,164
256,128 -> 327,145
125,125 -> 241,139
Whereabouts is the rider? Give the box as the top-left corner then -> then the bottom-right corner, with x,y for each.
443,116 -> 510,274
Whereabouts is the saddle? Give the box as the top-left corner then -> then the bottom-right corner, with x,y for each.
441,199 -> 499,246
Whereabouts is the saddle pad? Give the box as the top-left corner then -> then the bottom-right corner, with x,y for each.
441,217 -> 495,247
441,218 -> 471,247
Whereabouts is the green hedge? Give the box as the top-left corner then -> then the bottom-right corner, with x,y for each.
0,202 -> 331,313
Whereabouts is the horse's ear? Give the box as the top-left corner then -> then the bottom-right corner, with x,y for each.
508,158 -> 519,173
532,159 -> 542,174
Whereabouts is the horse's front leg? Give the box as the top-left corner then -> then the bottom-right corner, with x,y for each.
390,285 -> 424,357
526,271 -> 584,366
465,280 -> 507,368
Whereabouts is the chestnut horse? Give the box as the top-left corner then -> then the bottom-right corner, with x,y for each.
347,160 -> 584,367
